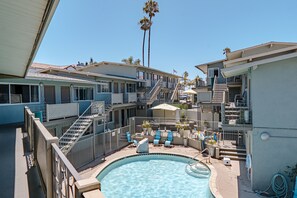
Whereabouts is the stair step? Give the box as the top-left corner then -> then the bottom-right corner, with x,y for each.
220,147 -> 246,152
220,155 -> 246,161
220,151 -> 247,156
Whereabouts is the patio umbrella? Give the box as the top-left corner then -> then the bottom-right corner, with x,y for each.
151,103 -> 180,122
183,89 -> 197,102
183,89 -> 197,94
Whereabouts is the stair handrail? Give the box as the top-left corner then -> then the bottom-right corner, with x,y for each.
149,78 -> 162,96
59,103 -> 93,141
187,153 -> 200,165
170,80 -> 180,102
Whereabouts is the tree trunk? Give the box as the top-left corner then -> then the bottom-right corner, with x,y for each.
148,17 -> 152,68
142,30 -> 146,67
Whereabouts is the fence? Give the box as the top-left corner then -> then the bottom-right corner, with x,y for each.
67,126 -> 130,169
128,116 -> 249,148
24,107 -> 103,198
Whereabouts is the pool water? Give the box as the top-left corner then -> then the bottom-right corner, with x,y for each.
97,154 -> 213,198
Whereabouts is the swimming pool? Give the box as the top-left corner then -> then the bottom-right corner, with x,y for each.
97,154 -> 213,198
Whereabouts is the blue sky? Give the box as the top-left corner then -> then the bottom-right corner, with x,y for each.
35,0 -> 297,79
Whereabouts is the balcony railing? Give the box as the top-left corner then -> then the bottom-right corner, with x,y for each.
197,91 -> 212,103
112,93 -> 123,104
46,103 -> 79,122
127,92 -> 137,103
24,107 -> 103,198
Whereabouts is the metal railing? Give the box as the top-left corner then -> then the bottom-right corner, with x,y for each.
24,106 -> 102,198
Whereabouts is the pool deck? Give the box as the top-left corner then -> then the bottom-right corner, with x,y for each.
79,144 -> 258,198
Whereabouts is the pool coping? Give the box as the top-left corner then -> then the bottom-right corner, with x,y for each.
90,151 -> 223,198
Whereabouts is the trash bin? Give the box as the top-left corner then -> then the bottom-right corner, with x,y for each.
35,111 -> 43,122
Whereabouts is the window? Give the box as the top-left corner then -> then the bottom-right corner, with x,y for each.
120,83 -> 125,93
126,84 -> 136,92
0,84 -> 39,104
109,111 -> 113,122
31,85 -> 39,102
97,81 -> 111,93
0,85 -> 9,104
74,87 -> 93,101
10,85 -> 30,103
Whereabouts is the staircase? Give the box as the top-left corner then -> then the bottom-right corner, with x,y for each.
59,103 -> 103,155
212,83 -> 228,103
224,105 -> 249,124
219,147 -> 246,161
185,162 -> 210,178
169,81 -> 180,103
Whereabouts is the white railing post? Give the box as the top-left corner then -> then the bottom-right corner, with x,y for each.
46,104 -> 49,122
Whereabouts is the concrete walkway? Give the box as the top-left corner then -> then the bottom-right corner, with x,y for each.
0,125 -> 44,198
79,144 -> 259,198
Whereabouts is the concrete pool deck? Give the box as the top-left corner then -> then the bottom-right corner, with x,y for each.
79,144 -> 258,198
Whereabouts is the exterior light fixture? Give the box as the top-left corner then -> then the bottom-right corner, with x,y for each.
260,132 -> 270,141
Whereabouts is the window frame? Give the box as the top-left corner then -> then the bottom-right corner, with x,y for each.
0,83 -> 40,106
73,86 -> 94,101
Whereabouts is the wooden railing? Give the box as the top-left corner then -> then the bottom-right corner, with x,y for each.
24,106 -> 103,198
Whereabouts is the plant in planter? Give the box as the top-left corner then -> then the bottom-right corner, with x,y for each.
142,120 -> 151,135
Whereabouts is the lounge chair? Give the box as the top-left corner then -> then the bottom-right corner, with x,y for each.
164,131 -> 173,147
126,132 -> 138,147
153,130 -> 161,146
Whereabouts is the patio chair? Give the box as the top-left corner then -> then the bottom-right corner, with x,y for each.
126,132 -> 138,147
164,131 -> 173,147
153,130 -> 161,146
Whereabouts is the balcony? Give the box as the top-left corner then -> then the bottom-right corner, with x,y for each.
112,93 -> 123,104
46,103 -> 79,122
127,92 -> 137,103
197,91 -> 212,103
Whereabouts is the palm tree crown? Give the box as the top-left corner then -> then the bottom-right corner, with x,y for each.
139,17 -> 151,67
143,0 -> 159,67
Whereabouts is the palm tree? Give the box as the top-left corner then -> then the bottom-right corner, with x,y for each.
143,0 -> 159,67
121,56 -> 141,65
182,71 -> 189,87
139,17 -> 151,67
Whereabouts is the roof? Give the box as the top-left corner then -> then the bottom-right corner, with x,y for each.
41,67 -> 144,82
195,59 -> 225,74
225,41 -> 297,61
0,0 -> 60,77
78,61 -> 181,78
26,71 -> 101,85
221,43 -> 297,78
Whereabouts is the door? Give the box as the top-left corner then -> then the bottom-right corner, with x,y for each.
44,85 -> 56,104
121,109 -> 125,126
61,86 -> 70,103
114,110 -> 119,128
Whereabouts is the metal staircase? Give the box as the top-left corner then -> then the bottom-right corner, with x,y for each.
59,103 -> 104,155
169,81 -> 180,103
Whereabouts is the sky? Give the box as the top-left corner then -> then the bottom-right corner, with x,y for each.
34,0 -> 297,79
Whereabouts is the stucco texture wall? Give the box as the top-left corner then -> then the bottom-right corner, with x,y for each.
251,57 -> 297,191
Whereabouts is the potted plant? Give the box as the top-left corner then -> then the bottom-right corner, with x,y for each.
142,120 -> 151,135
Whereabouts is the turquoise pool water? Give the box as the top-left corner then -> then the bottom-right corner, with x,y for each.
97,154 -> 213,198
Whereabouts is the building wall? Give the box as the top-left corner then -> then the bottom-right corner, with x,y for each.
83,64 -> 137,79
0,78 -> 96,125
251,57 -> 297,190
